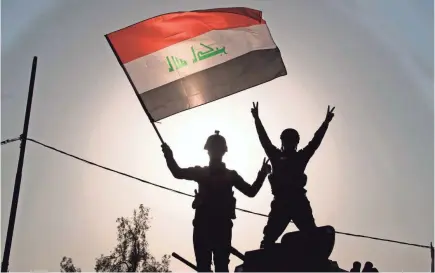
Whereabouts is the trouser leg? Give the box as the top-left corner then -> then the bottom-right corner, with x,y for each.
213,222 -> 232,272
193,223 -> 212,272
261,200 -> 292,248
291,194 -> 317,231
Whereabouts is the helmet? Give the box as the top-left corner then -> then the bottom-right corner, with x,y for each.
280,128 -> 300,143
204,130 -> 228,152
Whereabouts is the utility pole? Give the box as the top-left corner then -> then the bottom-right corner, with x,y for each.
430,242 -> 434,272
1,56 -> 38,272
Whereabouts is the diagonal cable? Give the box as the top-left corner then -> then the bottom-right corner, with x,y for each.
25,137 -> 431,249
1,136 -> 21,145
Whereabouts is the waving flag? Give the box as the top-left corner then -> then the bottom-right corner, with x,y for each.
106,7 -> 287,121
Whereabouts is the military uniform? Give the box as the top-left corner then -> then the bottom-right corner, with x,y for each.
179,163 -> 265,272
188,164 -> 237,272
262,149 -> 317,248
162,131 -> 268,272
253,118 -> 330,248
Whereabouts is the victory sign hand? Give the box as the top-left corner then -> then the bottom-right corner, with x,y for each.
251,102 -> 259,118
325,105 -> 335,123
260,158 -> 271,175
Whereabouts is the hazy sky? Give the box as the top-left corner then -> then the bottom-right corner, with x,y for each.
1,0 -> 433,271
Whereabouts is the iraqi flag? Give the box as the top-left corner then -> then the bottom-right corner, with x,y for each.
106,7 -> 287,121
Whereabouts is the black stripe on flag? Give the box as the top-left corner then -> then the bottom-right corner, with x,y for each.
140,47 -> 287,121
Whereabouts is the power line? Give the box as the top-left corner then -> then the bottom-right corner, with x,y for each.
1,136 -> 21,145
1,137 -> 423,250
334,231 -> 430,249
27,138 -> 194,198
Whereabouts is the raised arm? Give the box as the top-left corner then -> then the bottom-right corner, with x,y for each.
251,102 -> 279,158
161,143 -> 201,180
233,158 -> 271,197
302,106 -> 335,160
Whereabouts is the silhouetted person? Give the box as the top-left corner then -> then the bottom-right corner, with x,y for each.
362,261 -> 378,272
350,261 -> 361,272
350,261 -> 378,272
251,102 -> 335,248
161,130 -> 271,272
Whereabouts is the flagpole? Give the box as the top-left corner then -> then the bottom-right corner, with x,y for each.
231,246 -> 245,261
1,56 -> 38,272
171,252 -> 198,271
104,35 -> 164,144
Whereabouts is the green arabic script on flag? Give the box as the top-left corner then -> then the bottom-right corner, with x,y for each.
166,43 -> 228,72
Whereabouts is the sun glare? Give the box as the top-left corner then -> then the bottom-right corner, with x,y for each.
162,103 -> 254,173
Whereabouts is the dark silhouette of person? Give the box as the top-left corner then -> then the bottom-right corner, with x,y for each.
350,261 -> 362,272
361,261 -> 378,272
250,102 -> 335,248
161,130 -> 271,272
350,261 -> 378,272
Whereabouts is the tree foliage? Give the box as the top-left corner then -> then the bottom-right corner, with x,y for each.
60,257 -> 81,272
61,205 -> 170,272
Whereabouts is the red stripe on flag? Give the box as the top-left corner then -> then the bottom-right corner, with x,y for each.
106,7 -> 265,64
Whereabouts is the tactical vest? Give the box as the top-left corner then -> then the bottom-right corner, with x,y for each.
191,167 -> 237,220
269,154 -> 308,196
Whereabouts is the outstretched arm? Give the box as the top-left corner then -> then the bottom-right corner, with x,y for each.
233,158 -> 271,197
161,143 -> 201,180
251,102 -> 278,157
302,106 -> 335,160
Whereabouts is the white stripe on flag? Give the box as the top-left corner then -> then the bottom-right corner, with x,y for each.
124,24 -> 277,94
